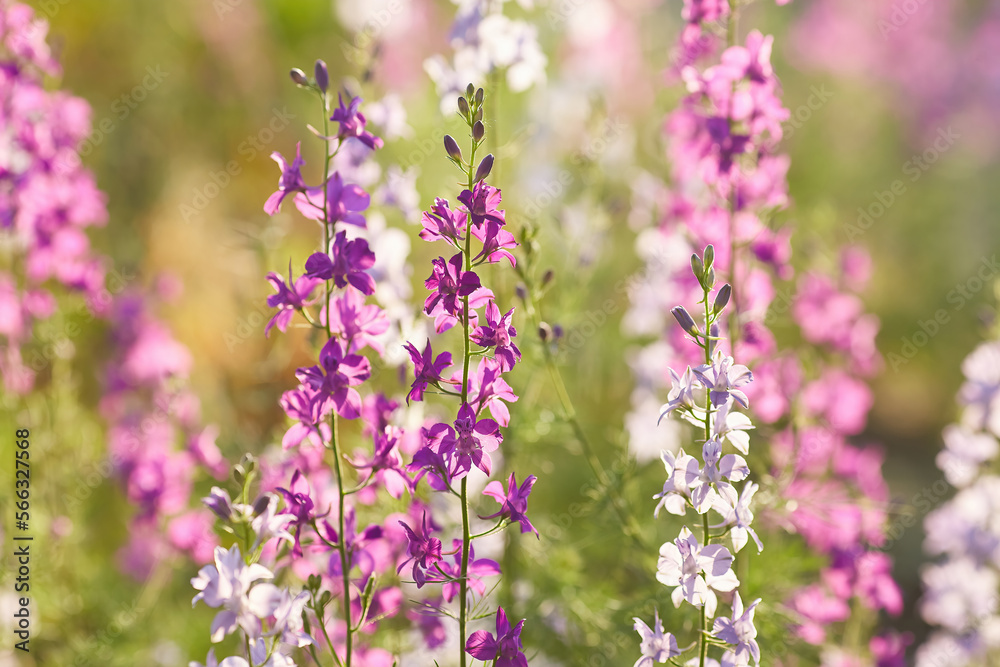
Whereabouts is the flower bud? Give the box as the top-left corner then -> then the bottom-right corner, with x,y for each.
290,68 -> 309,86
671,306 -> 699,336
458,96 -> 470,118
515,284 -> 528,301
691,254 -> 704,281
713,284 -> 731,313
252,494 -> 272,517
708,323 -> 720,355
466,82 -> 476,99
473,120 -> 485,143
474,154 -> 494,183
552,324 -> 564,339
704,267 -> 716,289
703,244 -> 715,270
314,60 -> 329,92
538,322 -> 552,342
474,107 -> 483,123
444,135 -> 463,162
475,87 -> 485,107
542,269 -> 555,285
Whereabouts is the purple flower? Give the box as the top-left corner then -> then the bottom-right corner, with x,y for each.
350,429 -> 411,499
470,301 -> 521,372
264,142 -> 307,215
279,385 -> 331,450
327,508 -> 383,591
693,350 -> 753,408
331,93 -> 384,150
304,230 -> 376,295
712,593 -> 761,667
457,181 -> 505,229
249,493 -> 295,551
324,287 -> 389,353
429,540 -> 501,602
420,197 -> 467,245
465,607 -> 528,667
295,337 -> 371,419
677,439 -> 747,514
423,253 -> 483,319
467,357 -> 518,427
481,472 -> 538,537
656,527 -> 739,614
265,271 -> 321,337
440,402 -> 503,477
203,486 -> 234,521
408,431 -> 454,492
472,221 -> 518,267
711,480 -> 763,554
632,609 -> 680,667
275,470 -> 321,559
658,367 -> 700,422
397,512 -> 442,588
404,338 -> 454,403
653,450 -> 690,518
294,172 -> 370,227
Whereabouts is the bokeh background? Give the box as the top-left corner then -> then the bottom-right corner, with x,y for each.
3,0 -> 1000,664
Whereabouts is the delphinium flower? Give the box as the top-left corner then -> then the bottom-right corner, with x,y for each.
624,0 -> 904,660
917,338 -> 1000,667
257,60 -> 423,667
635,245 -> 762,667
189,462 -> 314,667
403,84 -> 536,667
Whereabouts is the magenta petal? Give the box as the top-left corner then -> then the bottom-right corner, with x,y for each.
466,631 -> 498,660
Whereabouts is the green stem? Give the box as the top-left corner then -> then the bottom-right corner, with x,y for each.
458,118 -> 479,667
700,281 -> 713,667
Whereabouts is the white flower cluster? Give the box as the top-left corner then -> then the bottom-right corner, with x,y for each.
918,341 -> 1000,667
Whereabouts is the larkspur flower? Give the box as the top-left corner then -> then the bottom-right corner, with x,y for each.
397,512 -> 443,588
653,449 -> 690,518
191,545 -> 281,642
275,470 -> 320,559
350,429 -> 411,499
465,607 -> 528,667
331,93 -> 384,150
295,336 -> 371,419
304,230 -> 376,295
693,349 -> 753,408
712,480 -> 763,554
264,142 -> 307,215
712,593 -> 761,666
457,180 -> 505,229
278,386 -> 331,450
480,472 -> 538,537
420,197 -> 467,245
250,493 -> 295,551
294,172 -> 371,227
657,526 -> 739,615
423,253 -> 483,319
429,540 -> 501,602
265,271 -> 320,337
632,608 -> 681,667
658,367 -> 701,422
439,402 -> 503,477
324,286 -> 390,353
404,339 -> 453,403
470,301 -> 520,372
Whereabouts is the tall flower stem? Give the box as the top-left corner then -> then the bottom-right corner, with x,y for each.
320,90 -> 353,667
699,276 -> 713,667
458,121 -> 479,667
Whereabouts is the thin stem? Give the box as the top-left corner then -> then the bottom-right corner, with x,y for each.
700,281 -> 713,667
458,115 -> 479,667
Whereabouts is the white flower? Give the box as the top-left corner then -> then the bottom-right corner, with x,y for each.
191,545 -> 282,642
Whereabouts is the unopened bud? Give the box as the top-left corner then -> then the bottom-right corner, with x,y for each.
704,267 -> 716,290
515,284 -> 528,301
444,135 -> 463,162
671,306 -> 699,336
290,68 -> 309,86
458,96 -> 470,118
252,494 -> 272,517
691,254 -> 704,280
539,322 -> 552,342
475,87 -> 485,107
314,60 -> 329,92
466,82 -> 475,98
475,107 -> 483,123
713,284 -> 731,313
703,244 -> 715,270
473,120 -> 485,143
542,269 -> 555,286
474,154 -> 494,183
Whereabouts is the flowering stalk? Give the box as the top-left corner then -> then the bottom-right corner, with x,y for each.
635,244 -> 761,667
404,83 -> 535,667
